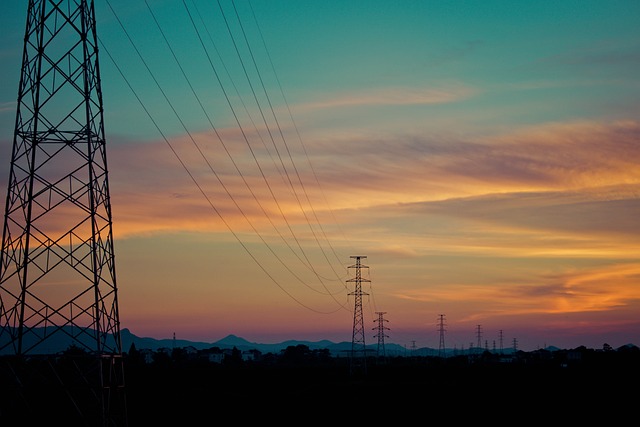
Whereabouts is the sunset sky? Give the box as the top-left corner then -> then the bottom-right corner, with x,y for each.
1,0 -> 639,352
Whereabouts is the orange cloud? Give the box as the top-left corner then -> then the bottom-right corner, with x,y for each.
388,262 -> 640,323
103,119 -> 640,280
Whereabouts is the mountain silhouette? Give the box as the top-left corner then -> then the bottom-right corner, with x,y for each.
3,326 -> 633,356
121,329 -> 401,356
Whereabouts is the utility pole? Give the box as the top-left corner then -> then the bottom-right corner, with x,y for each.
372,311 -> 390,360
0,1 -> 127,424
437,314 -> 447,358
347,256 -> 369,375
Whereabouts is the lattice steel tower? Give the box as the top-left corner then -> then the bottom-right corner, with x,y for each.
437,314 -> 446,358
0,1 -> 127,425
372,311 -> 389,359
347,255 -> 369,375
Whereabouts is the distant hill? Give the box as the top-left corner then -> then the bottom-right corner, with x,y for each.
121,329 -> 408,357
3,327 -> 635,356
0,327 -> 410,356
121,329 -> 516,357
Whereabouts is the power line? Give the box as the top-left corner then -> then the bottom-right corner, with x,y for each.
248,0 -> 354,266
102,0 -> 357,313
141,0 -> 345,302
229,0 -> 348,281
102,1 -> 341,314
181,0 -> 347,291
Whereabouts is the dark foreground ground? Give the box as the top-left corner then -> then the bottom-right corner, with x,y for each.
2,348 -> 638,425
125,352 -> 637,424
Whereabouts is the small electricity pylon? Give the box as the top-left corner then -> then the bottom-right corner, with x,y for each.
0,1 -> 127,425
437,314 -> 446,358
347,255 -> 369,375
372,311 -> 389,361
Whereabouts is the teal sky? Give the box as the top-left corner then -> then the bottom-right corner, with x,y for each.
1,1 -> 640,351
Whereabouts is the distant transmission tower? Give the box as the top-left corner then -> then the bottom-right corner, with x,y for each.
0,1 -> 127,425
347,255 -> 369,375
476,324 -> 483,353
437,314 -> 446,358
372,311 -> 390,360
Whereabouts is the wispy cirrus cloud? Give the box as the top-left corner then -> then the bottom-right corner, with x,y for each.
103,118 -> 640,241
389,262 -> 640,318
0,101 -> 16,113
292,84 -> 476,113
496,263 -> 640,315
304,119 -> 640,202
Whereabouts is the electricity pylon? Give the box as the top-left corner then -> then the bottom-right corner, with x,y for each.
476,324 -> 483,353
0,1 -> 127,425
347,255 -> 369,375
372,311 -> 389,360
437,314 -> 446,358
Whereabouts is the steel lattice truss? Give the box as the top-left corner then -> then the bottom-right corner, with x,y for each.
0,1 -> 126,424
373,311 -> 389,358
347,255 -> 370,374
